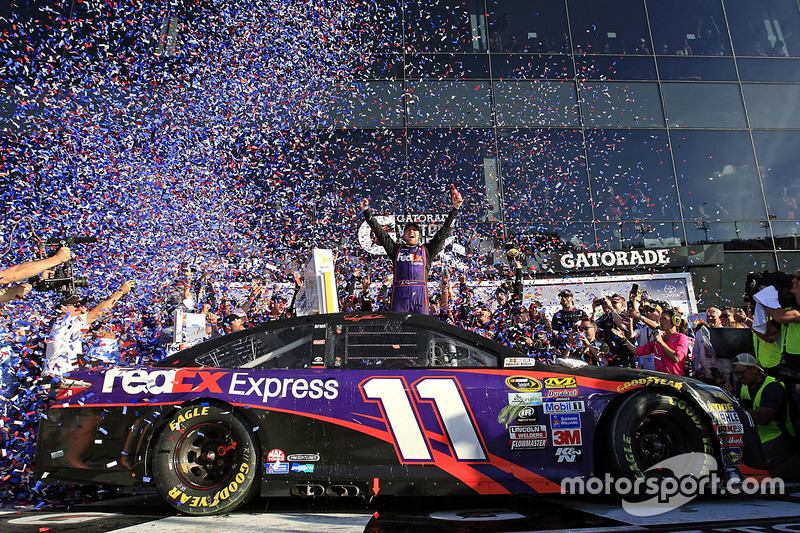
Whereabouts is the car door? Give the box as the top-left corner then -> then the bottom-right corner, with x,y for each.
324,317 -> 501,495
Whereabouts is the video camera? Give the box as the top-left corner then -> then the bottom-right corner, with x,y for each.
28,236 -> 97,295
745,271 -> 796,308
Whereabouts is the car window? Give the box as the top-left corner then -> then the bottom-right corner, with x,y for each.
331,321 -> 498,369
193,325 -> 314,369
428,335 -> 497,368
332,321 -> 428,369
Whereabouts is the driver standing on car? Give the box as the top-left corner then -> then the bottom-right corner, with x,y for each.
359,186 -> 463,314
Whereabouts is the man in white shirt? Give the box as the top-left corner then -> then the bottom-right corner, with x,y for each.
45,280 -> 134,377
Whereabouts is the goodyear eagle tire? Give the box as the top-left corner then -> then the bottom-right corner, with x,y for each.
607,391 -> 715,480
152,405 -> 260,515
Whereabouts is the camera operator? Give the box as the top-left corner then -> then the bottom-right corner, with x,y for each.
0,247 -> 72,303
44,280 -> 134,377
762,270 -> 800,373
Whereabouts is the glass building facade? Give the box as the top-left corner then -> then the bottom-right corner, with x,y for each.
311,0 -> 800,307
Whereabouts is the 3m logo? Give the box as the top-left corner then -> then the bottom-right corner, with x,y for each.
544,377 -> 577,389
553,429 -> 582,446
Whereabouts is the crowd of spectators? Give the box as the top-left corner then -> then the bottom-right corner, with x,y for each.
0,246 -> 798,506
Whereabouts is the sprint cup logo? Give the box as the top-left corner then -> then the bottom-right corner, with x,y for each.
505,376 -> 542,392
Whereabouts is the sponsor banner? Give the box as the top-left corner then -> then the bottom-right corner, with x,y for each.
99,368 -> 340,403
508,425 -> 547,440
714,411 -> 741,424
722,434 -> 744,446
515,405 -> 538,423
544,376 -> 577,389
709,402 -> 736,412
725,447 -> 743,464
617,375 -> 685,393
508,392 -> 542,405
291,463 -> 315,473
357,212 -> 456,256
553,428 -> 582,447
544,388 -> 578,399
266,462 -> 290,474
554,446 -> 583,463
287,454 -> 320,462
543,401 -> 585,414
267,449 -> 285,462
504,357 -> 536,368
550,413 -> 581,429
510,438 -> 548,450
717,423 -> 744,434
505,376 -> 542,392
544,244 -> 723,273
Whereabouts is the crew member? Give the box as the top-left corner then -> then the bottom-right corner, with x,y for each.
733,353 -> 800,480
359,186 -> 463,314
763,271 -> 800,372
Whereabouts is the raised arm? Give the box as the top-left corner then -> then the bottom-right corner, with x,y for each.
360,198 -> 398,257
0,247 -> 72,285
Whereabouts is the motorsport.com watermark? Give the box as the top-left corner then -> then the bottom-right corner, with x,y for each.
560,453 -> 784,517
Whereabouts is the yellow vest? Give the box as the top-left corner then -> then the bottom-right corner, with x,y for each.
740,375 -> 794,444
754,332 -> 782,368
782,314 -> 800,355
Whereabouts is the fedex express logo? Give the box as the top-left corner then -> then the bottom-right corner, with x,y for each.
102,368 -> 227,395
101,368 -> 339,401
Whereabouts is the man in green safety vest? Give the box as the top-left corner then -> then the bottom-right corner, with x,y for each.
733,353 -> 800,480
763,270 -> 800,373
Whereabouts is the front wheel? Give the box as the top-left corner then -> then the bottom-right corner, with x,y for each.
152,404 -> 260,515
607,391 -> 716,479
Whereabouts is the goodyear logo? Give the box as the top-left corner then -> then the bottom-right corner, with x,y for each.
505,376 -> 542,392
616,375 -> 684,393
544,376 -> 577,389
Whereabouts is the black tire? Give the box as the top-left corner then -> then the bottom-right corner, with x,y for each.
607,391 -> 716,479
152,404 -> 260,515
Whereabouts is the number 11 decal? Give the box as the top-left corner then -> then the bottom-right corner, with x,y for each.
361,377 -> 488,463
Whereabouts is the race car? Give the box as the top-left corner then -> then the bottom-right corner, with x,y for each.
35,312 -> 765,515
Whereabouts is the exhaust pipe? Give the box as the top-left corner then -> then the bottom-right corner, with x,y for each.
325,484 -> 361,497
291,484 -> 325,497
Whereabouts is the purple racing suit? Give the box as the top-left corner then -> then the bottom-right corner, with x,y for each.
363,208 -> 459,314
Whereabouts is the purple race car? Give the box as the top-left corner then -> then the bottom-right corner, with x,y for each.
35,312 -> 766,515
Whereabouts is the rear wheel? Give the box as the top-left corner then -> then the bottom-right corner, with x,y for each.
607,391 -> 716,479
152,405 -> 260,515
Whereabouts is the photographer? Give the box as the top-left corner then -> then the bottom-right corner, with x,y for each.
567,319 -> 607,366
44,280 -> 134,377
0,247 -> 72,303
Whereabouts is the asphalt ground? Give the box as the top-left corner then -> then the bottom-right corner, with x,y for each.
4,489 -> 800,533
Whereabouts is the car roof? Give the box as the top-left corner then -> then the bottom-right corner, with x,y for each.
156,312 -> 520,368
